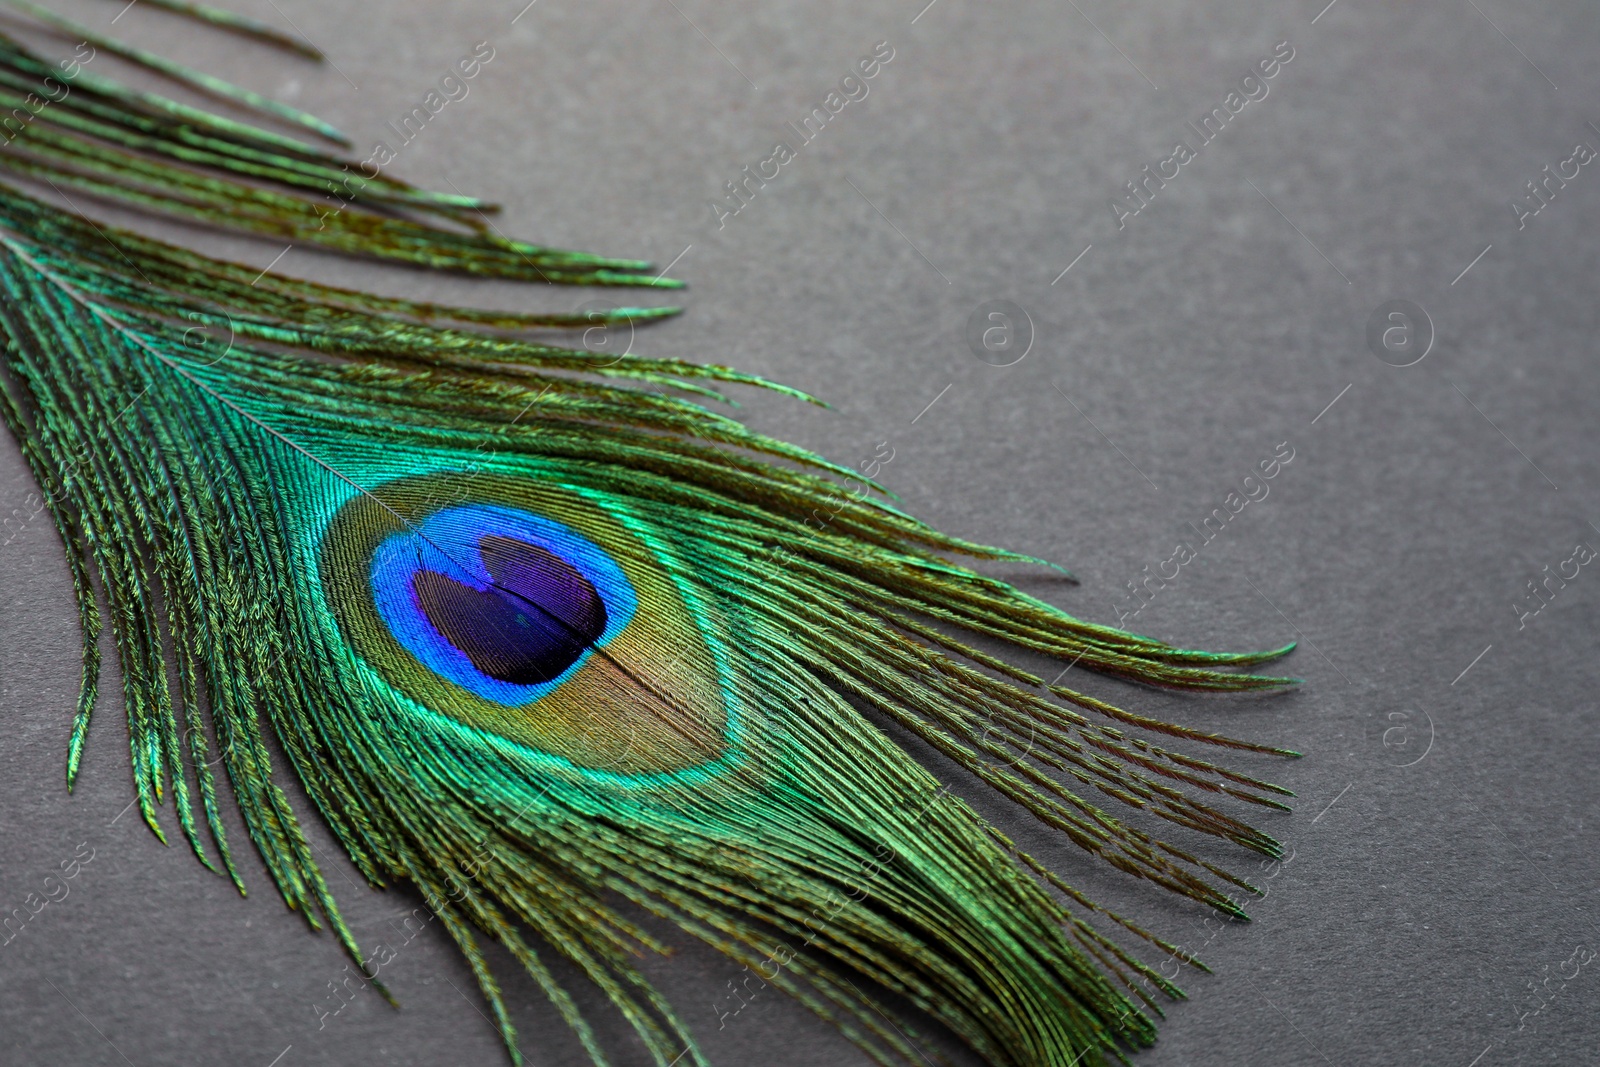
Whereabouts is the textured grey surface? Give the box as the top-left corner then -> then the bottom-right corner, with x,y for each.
1,0 -> 1597,1064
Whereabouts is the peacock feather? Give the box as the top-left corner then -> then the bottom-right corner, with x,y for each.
0,7 -> 1301,1066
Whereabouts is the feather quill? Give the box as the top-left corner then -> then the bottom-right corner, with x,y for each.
0,10 -> 1299,1067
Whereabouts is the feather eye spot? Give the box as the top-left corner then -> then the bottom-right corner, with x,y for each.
318,474 -> 737,774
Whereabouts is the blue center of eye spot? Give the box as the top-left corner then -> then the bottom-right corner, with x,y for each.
369,504 -> 638,705
413,535 -> 608,685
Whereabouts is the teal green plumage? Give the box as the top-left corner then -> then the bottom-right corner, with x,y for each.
0,10 -> 1300,1067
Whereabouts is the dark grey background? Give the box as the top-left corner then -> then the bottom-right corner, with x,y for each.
0,0 -> 1596,1064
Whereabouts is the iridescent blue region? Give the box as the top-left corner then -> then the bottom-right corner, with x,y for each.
413,535 -> 608,685
370,505 -> 637,704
